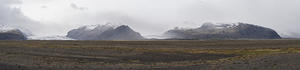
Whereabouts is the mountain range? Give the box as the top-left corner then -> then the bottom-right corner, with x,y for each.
0,22 -> 282,40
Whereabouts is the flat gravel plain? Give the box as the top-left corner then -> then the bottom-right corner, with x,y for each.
0,40 -> 299,70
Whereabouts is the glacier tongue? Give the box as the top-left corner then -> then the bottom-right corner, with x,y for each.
28,35 -> 75,40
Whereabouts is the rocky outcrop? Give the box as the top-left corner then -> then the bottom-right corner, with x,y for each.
0,29 -> 27,40
164,23 -> 281,40
67,24 -> 144,40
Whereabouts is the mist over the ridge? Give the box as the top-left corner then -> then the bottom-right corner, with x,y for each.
1,0 -> 300,38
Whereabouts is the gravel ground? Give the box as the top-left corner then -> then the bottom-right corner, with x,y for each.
0,40 -> 299,70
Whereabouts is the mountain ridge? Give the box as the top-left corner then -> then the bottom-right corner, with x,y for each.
67,24 -> 144,40
164,22 -> 281,40
0,25 -> 27,40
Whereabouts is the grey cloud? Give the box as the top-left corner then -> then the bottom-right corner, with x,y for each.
59,0 -> 300,38
70,3 -> 88,10
41,5 -> 47,8
181,0 -> 300,38
2,0 -> 300,38
0,0 -> 42,36
0,0 -> 21,5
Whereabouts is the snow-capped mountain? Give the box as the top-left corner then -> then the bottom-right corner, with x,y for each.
67,23 -> 144,40
164,22 -> 281,39
0,24 -> 33,36
0,25 -> 27,40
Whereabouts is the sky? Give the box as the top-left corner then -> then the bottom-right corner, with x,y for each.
0,0 -> 300,38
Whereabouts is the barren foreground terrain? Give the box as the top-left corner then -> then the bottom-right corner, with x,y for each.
0,40 -> 300,70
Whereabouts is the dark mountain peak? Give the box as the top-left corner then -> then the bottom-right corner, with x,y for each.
115,25 -> 134,32
116,25 -> 130,29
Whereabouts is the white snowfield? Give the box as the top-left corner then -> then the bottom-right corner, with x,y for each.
28,35 -> 75,40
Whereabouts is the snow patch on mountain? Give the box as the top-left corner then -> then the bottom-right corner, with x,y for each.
0,25 -> 17,32
200,23 -> 239,29
81,23 -> 121,30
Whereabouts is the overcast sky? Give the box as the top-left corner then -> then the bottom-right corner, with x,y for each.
0,0 -> 300,38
